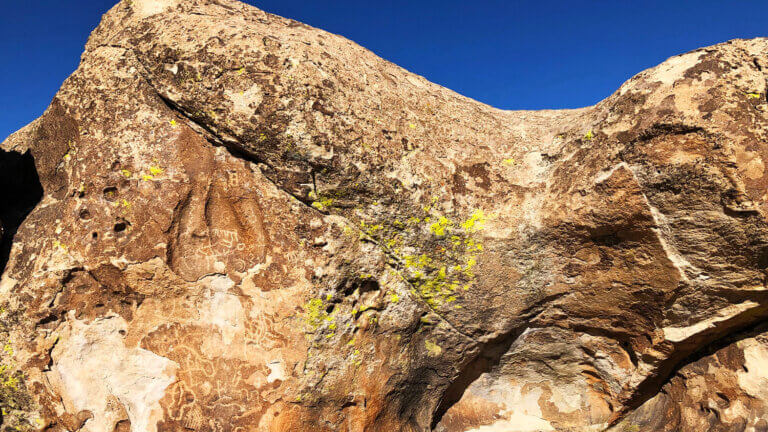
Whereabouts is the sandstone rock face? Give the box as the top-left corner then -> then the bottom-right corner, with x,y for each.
2,1 -> 768,431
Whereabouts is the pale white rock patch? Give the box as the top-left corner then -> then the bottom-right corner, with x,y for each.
46,314 -> 177,432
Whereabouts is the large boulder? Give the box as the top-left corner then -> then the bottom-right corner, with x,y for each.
2,1 -> 768,431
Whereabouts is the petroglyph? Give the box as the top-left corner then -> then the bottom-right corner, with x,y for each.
4,1 -> 768,431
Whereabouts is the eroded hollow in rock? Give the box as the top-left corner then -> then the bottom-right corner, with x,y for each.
0,149 -> 43,275
431,330 -> 523,429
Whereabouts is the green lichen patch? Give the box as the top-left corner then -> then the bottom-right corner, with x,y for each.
303,298 -> 333,331
349,199 -> 488,311
424,339 -> 442,356
429,216 -> 450,236
309,190 -> 334,212
0,309 -> 40,431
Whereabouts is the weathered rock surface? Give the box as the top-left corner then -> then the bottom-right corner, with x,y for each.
2,1 -> 768,431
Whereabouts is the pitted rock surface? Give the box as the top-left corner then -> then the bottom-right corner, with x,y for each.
3,1 -> 768,431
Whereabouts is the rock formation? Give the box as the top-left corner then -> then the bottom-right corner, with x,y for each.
2,0 -> 768,431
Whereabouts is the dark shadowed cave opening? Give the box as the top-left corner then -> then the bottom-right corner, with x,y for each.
0,149 -> 43,276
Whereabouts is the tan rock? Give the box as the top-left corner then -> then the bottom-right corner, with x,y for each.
2,1 -> 768,431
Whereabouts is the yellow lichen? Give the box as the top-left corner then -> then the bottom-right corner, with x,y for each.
0,334 -> 35,429
461,210 -> 486,233
52,241 -> 68,252
429,216 -> 450,236
424,340 -> 442,356
3,375 -> 17,390
332,196 -> 487,312
303,298 -> 326,330
311,197 -> 334,211
360,221 -> 383,237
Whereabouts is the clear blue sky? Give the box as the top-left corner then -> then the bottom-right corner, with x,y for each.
2,0 -> 767,141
